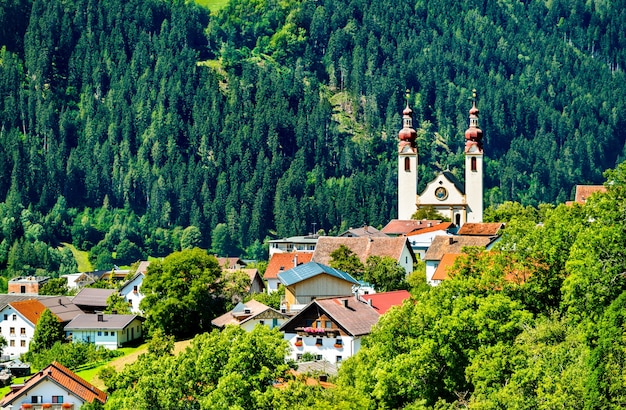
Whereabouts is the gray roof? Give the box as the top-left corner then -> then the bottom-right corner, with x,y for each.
442,170 -> 465,194
39,296 -> 84,322
64,313 -> 143,331
71,288 -> 116,307
277,262 -> 359,287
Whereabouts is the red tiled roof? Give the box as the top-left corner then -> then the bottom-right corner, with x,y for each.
359,290 -> 411,314
0,361 -> 107,406
382,219 -> 442,235
10,299 -> 52,325
424,235 -> 495,261
405,222 -> 454,236
574,185 -> 606,204
432,253 -> 461,281
457,222 -> 504,236
265,252 -> 313,280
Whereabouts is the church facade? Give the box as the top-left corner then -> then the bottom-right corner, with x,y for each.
397,90 -> 484,226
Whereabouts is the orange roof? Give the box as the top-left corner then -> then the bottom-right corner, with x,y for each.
10,299 -> 52,325
360,290 -> 411,314
405,222 -> 453,236
382,219 -> 442,235
265,252 -> 313,280
0,361 -> 107,406
457,223 -> 504,236
432,253 -> 461,281
574,185 -> 606,204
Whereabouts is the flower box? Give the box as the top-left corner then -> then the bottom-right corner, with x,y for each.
294,341 -> 303,347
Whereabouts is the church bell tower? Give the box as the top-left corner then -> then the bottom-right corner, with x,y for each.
397,90 -> 418,220
464,89 -> 484,223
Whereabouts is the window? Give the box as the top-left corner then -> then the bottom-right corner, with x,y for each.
12,314 -> 16,321
9,340 -> 14,347
31,396 -> 43,404
404,157 -> 411,171
336,356 -> 343,363
133,285 -> 138,293
315,355 -> 322,360
315,338 -> 323,346
3,314 -> 6,320
315,320 -> 321,328
52,396 -> 63,404
324,321 -> 332,329
305,319 -> 313,327
296,354 -> 303,360
20,328 -> 25,335
334,338 -> 343,346
98,331 -> 102,336
9,327 -> 15,336
104,331 -> 109,336
259,320 -> 265,326
455,214 -> 461,226
20,340 -> 26,347
471,157 -> 477,172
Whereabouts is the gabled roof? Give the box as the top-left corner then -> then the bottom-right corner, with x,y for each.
441,170 -> 465,194
432,253 -> 462,281
9,299 -> 51,325
277,262 -> 358,287
0,361 -> 107,406
211,299 -> 287,328
574,185 -> 606,204
359,290 -> 411,314
71,288 -> 116,308
338,226 -> 387,237
405,222 -> 454,237
216,257 -> 247,269
280,296 -> 381,337
424,235 -> 495,261
312,236 -> 415,266
382,219 -> 443,235
64,313 -> 143,331
136,260 -> 151,274
265,252 -> 313,280
39,296 -> 84,323
457,222 -> 504,236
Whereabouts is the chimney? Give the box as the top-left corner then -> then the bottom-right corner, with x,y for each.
449,237 -> 455,245
367,298 -> 372,307
293,254 -> 298,267
97,313 -> 104,322
342,299 -> 348,308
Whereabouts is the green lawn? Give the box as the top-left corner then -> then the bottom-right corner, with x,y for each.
62,242 -> 93,272
195,0 -> 229,13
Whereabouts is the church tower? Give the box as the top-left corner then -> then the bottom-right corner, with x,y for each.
464,89 -> 484,223
397,91 -> 418,220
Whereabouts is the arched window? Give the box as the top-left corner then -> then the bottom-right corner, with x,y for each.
455,213 -> 461,226
404,157 -> 411,171
471,157 -> 477,172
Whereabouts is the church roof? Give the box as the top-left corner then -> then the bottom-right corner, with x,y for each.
441,171 -> 465,195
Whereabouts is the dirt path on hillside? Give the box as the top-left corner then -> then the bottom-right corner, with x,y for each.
91,339 -> 192,390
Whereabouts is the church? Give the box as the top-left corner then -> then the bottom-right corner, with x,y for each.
397,90 -> 484,226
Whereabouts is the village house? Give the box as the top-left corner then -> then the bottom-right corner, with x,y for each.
7,277 -> 50,295
0,297 -> 82,359
118,261 -> 150,314
312,236 -> 417,276
64,313 -> 144,349
338,226 -> 387,238
70,288 -> 116,313
404,221 -> 455,260
277,262 -> 359,313
268,235 -> 319,257
264,252 -> 313,294
211,299 -> 289,331
280,291 -> 410,364
0,361 -> 107,409
424,235 -> 499,285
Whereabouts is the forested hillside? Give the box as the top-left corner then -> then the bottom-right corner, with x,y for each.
0,0 -> 625,275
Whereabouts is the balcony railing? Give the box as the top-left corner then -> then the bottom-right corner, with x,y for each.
18,403 -> 74,410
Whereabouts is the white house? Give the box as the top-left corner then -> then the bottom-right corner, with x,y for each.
0,361 -> 107,409
0,297 -> 81,359
268,235 -> 319,257
404,221 -> 454,260
64,313 -> 143,349
280,292 -> 410,364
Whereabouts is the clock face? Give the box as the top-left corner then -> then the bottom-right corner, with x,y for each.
435,187 -> 448,201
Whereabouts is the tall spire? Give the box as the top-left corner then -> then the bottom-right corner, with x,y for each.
399,89 -> 417,148
464,89 -> 483,152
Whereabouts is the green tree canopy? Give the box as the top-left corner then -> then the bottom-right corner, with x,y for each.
28,308 -> 64,355
329,244 -> 364,279
139,248 -> 224,338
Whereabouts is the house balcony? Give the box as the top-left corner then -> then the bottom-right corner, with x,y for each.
296,327 -> 339,337
19,403 -> 74,409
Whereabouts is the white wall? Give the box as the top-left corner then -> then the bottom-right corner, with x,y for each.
0,306 -> 34,359
4,379 -> 86,409
284,332 -> 358,364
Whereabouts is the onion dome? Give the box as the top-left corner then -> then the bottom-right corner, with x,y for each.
399,90 -> 417,145
464,89 -> 483,149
